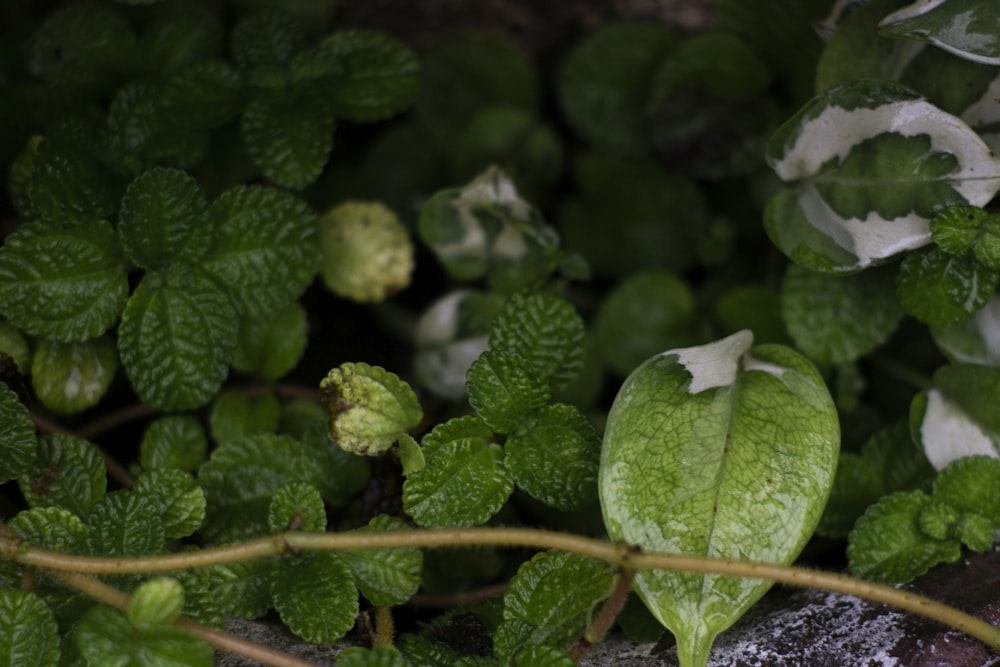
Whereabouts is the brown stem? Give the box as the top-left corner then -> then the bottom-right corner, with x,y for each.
407,582 -> 509,608
76,403 -> 159,440
569,566 -> 635,661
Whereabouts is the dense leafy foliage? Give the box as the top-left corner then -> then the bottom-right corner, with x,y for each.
1,1 -> 999,666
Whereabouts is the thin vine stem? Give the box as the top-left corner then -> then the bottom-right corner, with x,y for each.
2,526 -> 998,653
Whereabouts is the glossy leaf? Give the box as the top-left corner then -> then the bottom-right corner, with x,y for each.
0,220 -> 127,342
127,578 -> 185,630
268,481 -> 326,533
19,434 -> 106,519
466,351 -> 550,434
31,337 -> 118,415
140,415 -> 209,472
493,551 -> 614,663
931,295 -> 1000,365
0,591 -> 59,667
211,559 -> 274,620
87,490 -> 165,557
74,606 -> 212,667
29,139 -> 122,225
600,330 -> 839,666
134,468 -> 206,539
241,96 -> 334,190
879,0 -> 1000,65
318,30 -> 421,123
402,416 -> 513,527
933,455 -> 1000,523
118,167 -> 212,270
0,384 -> 36,484
209,390 -> 281,446
271,553 -> 358,644
489,292 -> 586,393
505,403 -> 601,511
911,389 -> 1000,470
118,268 -> 238,410
765,79 -> 1000,273
202,185 -> 320,316
7,506 -> 88,556
319,201 -> 414,302
233,301 -> 308,380
340,515 -> 423,607
897,247 -> 999,326
320,362 -> 422,456
929,205 -> 1000,268
781,264 -> 904,365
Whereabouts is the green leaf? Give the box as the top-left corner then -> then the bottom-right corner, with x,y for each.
600,330 -> 840,665
241,96 -> 334,190
781,264 -> 904,365
713,286 -> 790,346
19,434 -> 106,519
231,10 -> 304,69
931,295 -> 1000,365
268,481 -> 326,532
118,268 -> 238,410
955,512 -> 996,551
879,0 -> 1000,65
87,490 -> 165,557
319,362 -> 423,456
514,645 -> 576,667
118,167 -> 212,270
299,420 -> 372,508
493,551 -> 614,663
932,454 -> 1000,523
466,351 -> 551,434
140,416 -> 209,472
202,185 -> 320,316
489,292 -> 586,393
127,578 -> 185,630
138,2 -> 222,72
556,22 -> 677,155
0,321 -> 31,373
0,383 -> 36,483
0,591 -> 60,667
158,60 -> 241,129
74,605 -> 212,667
32,3 -> 135,91
917,498 -> 961,540
397,434 -> 425,476
8,506 -> 88,555
209,390 -> 281,446
29,138 -> 123,225
31,337 -> 118,415
233,301 -> 308,380
402,416 -> 514,527
765,79 -> 1000,273
594,271 -> 695,377
911,389 -> 1000,470
318,30 -> 421,123
897,247 -> 999,326
934,363 -> 1000,434
335,645 -> 411,667
198,433 -> 314,542
929,205 -> 1000,268
134,468 -> 206,539
210,559 -> 274,620
414,289 -> 504,400
319,201 -> 414,302
505,403 -> 601,511
340,515 -> 423,607
847,490 -> 962,583
0,220 -> 127,342
271,552 -> 358,644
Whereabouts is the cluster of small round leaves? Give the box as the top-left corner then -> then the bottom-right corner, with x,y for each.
466,350 -> 550,434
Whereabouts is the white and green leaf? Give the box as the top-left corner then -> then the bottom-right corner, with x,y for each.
931,294 -> 1000,365
879,0 -> 1000,65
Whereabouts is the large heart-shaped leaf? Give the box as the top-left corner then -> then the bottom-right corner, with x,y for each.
599,330 -> 839,666
765,79 -> 1000,273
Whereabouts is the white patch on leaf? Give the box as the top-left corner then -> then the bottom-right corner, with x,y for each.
920,389 -> 1000,470
667,330 -> 753,394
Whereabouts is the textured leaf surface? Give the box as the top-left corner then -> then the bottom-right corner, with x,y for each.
118,269 -> 237,410
231,10 -> 304,69
489,292 -> 586,393
31,337 -> 118,415
506,403 -> 601,511
781,264 -> 904,365
140,415 -> 209,472
929,205 -> 1000,268
765,79 -> 1000,273
933,455 -> 1000,523
466,351 -> 550,434
897,247 -> 999,326
0,220 -> 127,342
29,139 -> 121,225
241,96 -> 334,190
87,491 -> 165,557
0,384 -> 35,484
402,416 -> 513,527
74,606 -> 212,667
599,330 -> 839,665
320,362 -> 422,456
879,0 -> 1000,65
317,30 -> 420,123
494,551 -> 614,663
127,578 -> 185,630
271,553 -> 358,644
18,434 -> 106,519
8,506 -> 88,556
209,390 -> 281,446
340,514 -> 423,607
159,60 -> 241,129
134,468 -> 206,539
268,481 -> 326,533
233,301 -> 308,380
118,167 -> 212,270
0,591 -> 59,667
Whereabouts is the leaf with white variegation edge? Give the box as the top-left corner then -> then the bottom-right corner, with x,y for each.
765,79 -> 1000,273
879,0 -> 1000,65
910,389 -> 1000,471
600,330 -> 839,667
931,295 -> 1000,365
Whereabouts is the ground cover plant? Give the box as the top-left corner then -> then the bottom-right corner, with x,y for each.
1,0 -> 1000,666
